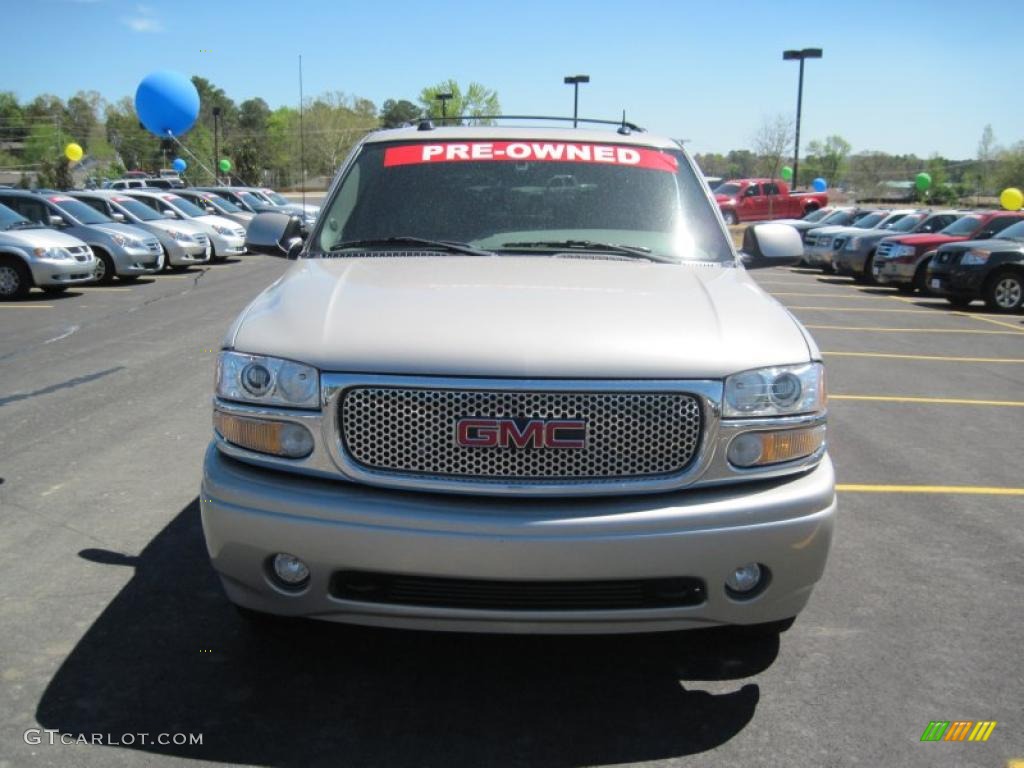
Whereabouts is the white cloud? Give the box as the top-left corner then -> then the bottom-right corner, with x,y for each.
121,4 -> 161,32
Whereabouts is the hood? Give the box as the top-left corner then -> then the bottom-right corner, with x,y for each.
72,221 -> 157,244
229,257 -> 813,379
144,217 -> 208,236
938,237 -> 1024,254
196,214 -> 244,232
0,226 -> 88,249
882,233 -> 961,248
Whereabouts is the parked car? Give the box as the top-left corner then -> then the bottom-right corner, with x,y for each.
777,207 -> 873,244
0,189 -> 161,284
70,190 -> 212,270
804,210 -> 914,271
105,179 -> 150,190
715,178 -> 828,224
142,178 -> 186,190
123,190 -> 247,261
205,124 -> 834,635
193,186 -> 277,215
174,189 -> 255,228
831,210 -> 960,283
927,219 -> 1024,311
0,201 -> 96,299
251,187 -> 319,226
874,210 -> 1024,292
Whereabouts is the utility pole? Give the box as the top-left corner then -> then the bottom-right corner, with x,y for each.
212,106 -> 221,184
563,75 -> 590,127
783,48 -> 822,189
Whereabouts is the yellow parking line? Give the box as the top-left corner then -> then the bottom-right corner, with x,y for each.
0,304 -> 53,308
956,313 -> 1024,333
837,484 -> 1024,496
824,351 -> 1024,363
806,324 -> 1022,335
831,394 -> 1024,407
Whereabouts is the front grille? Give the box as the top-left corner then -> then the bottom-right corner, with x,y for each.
145,239 -> 161,254
329,571 -> 707,611
934,250 -> 959,265
193,233 -> 209,246
68,246 -> 91,262
832,237 -> 846,251
340,387 -> 703,481
817,236 -> 832,248
805,234 -> 818,246
876,242 -> 895,259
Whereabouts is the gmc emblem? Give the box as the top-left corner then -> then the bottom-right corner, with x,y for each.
456,418 -> 586,449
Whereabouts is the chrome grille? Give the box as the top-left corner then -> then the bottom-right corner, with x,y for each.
67,246 -> 91,262
193,233 -> 209,246
340,387 -> 703,481
805,234 -> 818,246
145,239 -> 161,254
876,242 -> 895,259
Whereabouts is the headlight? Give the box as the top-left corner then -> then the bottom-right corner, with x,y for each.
216,351 -> 319,408
723,363 -> 826,418
169,230 -> 194,242
32,247 -> 71,260
892,244 -> 916,258
845,237 -> 862,251
109,232 -> 129,246
960,249 -> 991,266
212,224 -> 233,235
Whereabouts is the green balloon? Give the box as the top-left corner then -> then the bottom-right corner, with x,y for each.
781,166 -> 793,182
915,172 -> 931,192
218,158 -> 232,173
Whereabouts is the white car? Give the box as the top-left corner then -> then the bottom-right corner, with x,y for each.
0,202 -> 96,298
124,190 -> 247,261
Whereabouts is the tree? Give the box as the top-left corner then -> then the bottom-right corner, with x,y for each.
380,99 -> 421,128
301,92 -> 378,176
994,141 -> 1024,193
65,91 -> 103,151
418,80 -> 500,125
0,92 -> 26,143
232,98 -> 272,183
804,135 -> 851,186
975,124 -> 997,196
751,113 -> 793,181
105,96 -> 160,171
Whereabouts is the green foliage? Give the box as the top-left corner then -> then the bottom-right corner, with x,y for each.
419,80 -> 500,125
804,135 -> 851,187
380,99 -> 421,128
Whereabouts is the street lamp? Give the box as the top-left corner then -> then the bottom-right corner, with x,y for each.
782,48 -> 822,189
563,75 -> 590,127
212,106 -> 221,184
435,92 -> 453,124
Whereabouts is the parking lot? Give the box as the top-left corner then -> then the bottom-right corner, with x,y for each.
1,255 -> 1021,767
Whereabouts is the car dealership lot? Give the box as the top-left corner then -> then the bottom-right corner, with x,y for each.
1,259 -> 1021,767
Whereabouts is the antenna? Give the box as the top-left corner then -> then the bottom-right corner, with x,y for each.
299,54 -> 306,215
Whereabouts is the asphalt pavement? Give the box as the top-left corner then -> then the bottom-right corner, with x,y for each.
0,257 -> 1021,767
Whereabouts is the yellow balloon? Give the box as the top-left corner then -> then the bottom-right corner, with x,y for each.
1000,187 -> 1023,211
65,142 -> 83,162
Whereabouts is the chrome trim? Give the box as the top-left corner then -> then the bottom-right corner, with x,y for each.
212,375 -> 828,498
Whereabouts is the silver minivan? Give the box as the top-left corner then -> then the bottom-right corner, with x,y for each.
124,190 -> 247,262
0,202 -> 97,298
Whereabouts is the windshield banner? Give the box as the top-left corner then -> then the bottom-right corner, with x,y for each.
383,142 -> 678,172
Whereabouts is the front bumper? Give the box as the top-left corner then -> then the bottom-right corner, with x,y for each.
28,257 -> 98,286
165,239 -> 211,266
803,244 -> 833,267
201,446 -> 836,634
876,259 -> 917,286
925,262 -> 985,298
209,232 -> 247,256
833,248 -> 871,275
112,244 -> 161,275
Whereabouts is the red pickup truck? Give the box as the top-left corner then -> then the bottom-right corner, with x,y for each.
715,178 -> 829,225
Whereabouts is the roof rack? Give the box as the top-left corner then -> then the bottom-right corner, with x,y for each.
415,115 -> 646,134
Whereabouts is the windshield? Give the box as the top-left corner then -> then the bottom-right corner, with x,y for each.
0,202 -> 33,229
51,197 -> 111,224
802,208 -> 828,222
941,216 -> 982,236
315,141 -> 732,263
715,182 -> 740,197
996,220 -> 1024,240
239,192 -> 268,209
204,194 -> 242,213
820,210 -> 853,226
163,196 -> 206,218
890,214 -> 925,233
853,213 -> 886,229
876,213 -> 909,229
260,191 -> 288,205
112,197 -> 163,221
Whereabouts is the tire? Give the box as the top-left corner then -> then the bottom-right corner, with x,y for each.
895,284 -> 915,294
945,295 -> 973,308
41,286 -> 69,295
93,249 -> 116,285
722,210 -> 738,226
0,256 -> 31,299
983,270 -> 1024,313
856,250 -> 878,285
210,244 -> 228,263
912,259 -> 932,295
820,263 -> 835,274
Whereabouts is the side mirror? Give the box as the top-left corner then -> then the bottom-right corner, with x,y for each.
740,223 -> 804,269
245,212 -> 305,258
975,229 -> 994,239
163,210 -> 178,219
48,215 -> 66,227
111,212 -> 126,222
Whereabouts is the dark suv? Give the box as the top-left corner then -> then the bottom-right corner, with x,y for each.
927,219 -> 1024,311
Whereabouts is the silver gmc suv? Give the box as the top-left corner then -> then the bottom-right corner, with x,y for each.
202,122 -> 835,636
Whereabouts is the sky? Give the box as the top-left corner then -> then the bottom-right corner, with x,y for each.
4,0 -> 1021,159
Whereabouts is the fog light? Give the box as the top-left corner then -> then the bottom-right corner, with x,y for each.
725,562 -> 765,597
271,553 -> 310,587
214,412 -> 314,458
727,433 -> 763,467
727,425 -> 826,468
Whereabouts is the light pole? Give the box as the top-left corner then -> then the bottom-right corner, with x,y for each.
212,106 -> 221,184
435,92 -> 453,125
782,48 -> 822,189
563,75 -> 590,127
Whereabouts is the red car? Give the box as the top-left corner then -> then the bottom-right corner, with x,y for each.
875,211 -> 1024,292
715,178 -> 829,224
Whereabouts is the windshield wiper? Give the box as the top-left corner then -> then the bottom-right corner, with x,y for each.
327,236 -> 493,257
498,239 -> 669,262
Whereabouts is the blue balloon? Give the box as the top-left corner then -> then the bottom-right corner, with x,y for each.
172,157 -> 187,173
135,70 -> 200,137
812,177 -> 828,193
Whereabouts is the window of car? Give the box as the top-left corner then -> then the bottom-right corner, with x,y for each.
205,194 -> 242,213
978,216 -> 1022,238
852,212 -> 886,229
112,197 -> 164,221
802,208 -> 829,222
919,214 -> 955,232
49,197 -> 112,225
78,197 -> 112,216
890,214 -> 925,233
763,183 -> 780,196
262,191 -> 290,206
715,182 -> 740,196
995,220 -> 1024,240
0,202 -> 37,230
820,210 -> 853,226
315,142 -> 732,263
940,215 -> 982,236
744,184 -> 762,197
0,196 -> 51,225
